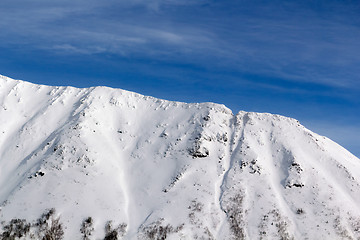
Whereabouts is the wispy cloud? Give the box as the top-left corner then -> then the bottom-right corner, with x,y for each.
0,1 -> 214,55
0,0 -> 359,91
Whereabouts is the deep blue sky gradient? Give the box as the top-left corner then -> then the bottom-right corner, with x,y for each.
0,0 -> 359,157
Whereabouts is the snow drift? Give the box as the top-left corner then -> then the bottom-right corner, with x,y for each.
0,74 -> 359,239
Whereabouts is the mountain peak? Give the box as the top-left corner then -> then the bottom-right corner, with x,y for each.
0,75 -> 359,239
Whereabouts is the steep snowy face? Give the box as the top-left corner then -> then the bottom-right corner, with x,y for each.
0,75 -> 359,240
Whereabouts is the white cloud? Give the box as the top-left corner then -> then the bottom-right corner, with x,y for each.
0,0 -> 359,90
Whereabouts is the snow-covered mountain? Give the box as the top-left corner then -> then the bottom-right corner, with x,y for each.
0,74 -> 359,240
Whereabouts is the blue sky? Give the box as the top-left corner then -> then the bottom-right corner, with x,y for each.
0,0 -> 359,157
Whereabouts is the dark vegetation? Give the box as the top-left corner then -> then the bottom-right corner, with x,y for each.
0,208 -> 63,240
224,194 -> 246,240
103,221 -> 127,240
140,219 -> 183,240
0,211 -> 128,240
80,217 -> 94,240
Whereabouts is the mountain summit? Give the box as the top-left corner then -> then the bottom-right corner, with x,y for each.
0,75 -> 359,239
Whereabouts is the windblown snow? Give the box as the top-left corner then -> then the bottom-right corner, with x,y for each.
0,74 -> 359,240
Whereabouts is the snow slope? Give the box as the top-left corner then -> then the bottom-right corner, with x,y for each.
0,74 -> 359,239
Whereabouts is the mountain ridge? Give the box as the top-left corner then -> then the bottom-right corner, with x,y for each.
0,75 -> 359,239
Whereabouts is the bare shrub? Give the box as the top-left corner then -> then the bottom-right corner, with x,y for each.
80,217 -> 94,240
104,221 -> 127,240
141,219 -> 183,240
144,224 -> 173,240
0,218 -> 30,239
224,194 -> 246,240
42,217 -> 64,240
0,208 -> 63,240
334,216 -> 353,240
187,199 -> 204,225
35,208 -> 64,240
270,209 -> 294,240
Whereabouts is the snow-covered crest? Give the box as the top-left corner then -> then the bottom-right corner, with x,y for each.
0,75 -> 359,239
